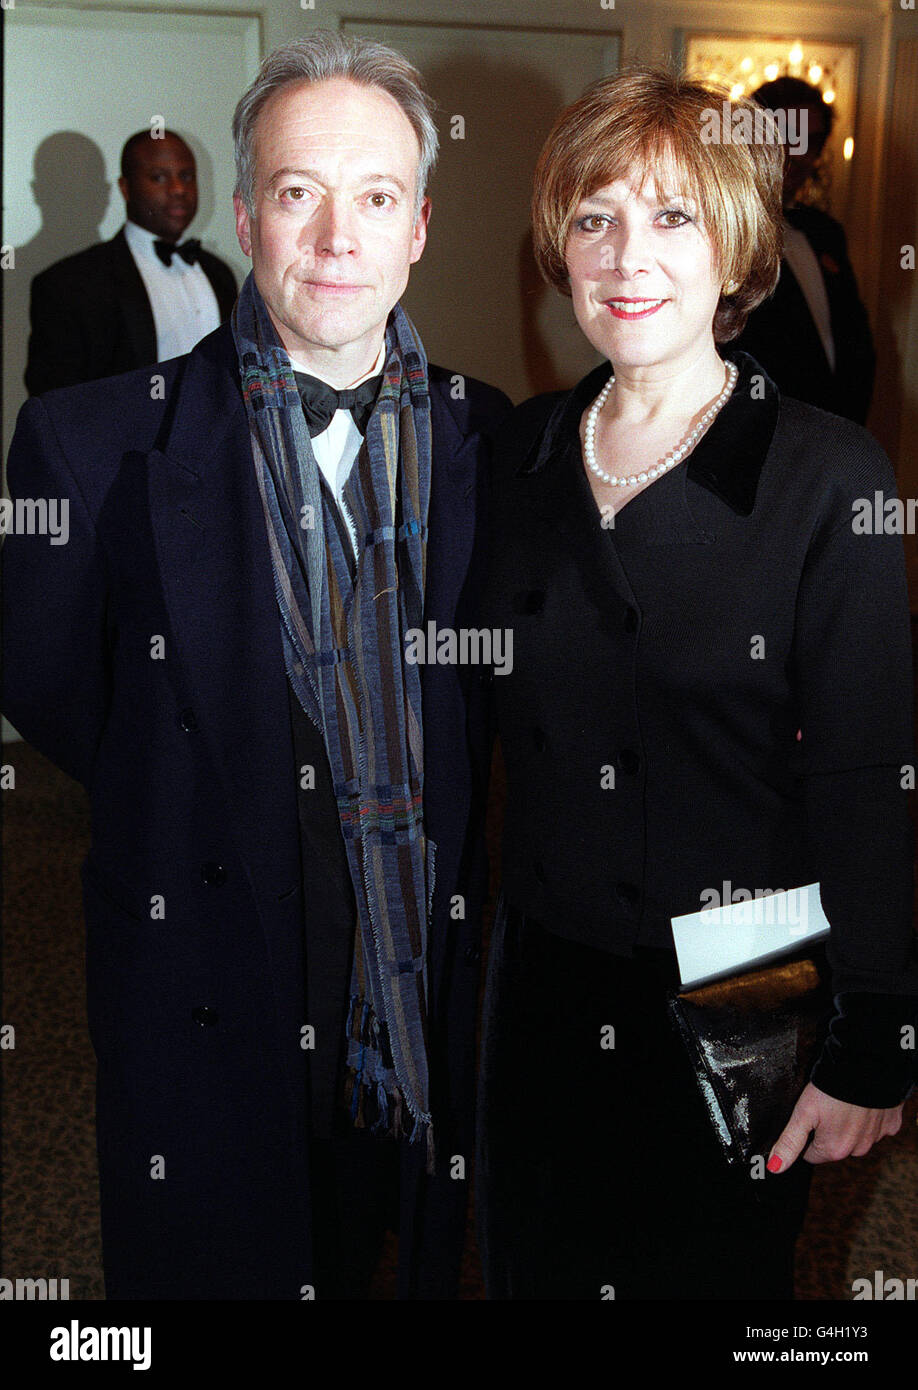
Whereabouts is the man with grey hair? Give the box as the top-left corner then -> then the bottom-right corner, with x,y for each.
3,31 -> 509,1299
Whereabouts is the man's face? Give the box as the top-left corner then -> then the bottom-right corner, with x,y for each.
783,103 -> 829,203
118,134 -> 198,241
234,77 -> 429,376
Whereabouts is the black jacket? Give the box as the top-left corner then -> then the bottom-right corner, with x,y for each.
3,322 -> 511,1298
734,204 -> 875,424
484,350 -> 918,1106
25,226 -> 238,395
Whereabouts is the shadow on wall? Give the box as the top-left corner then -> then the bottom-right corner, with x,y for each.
5,134 -> 110,418
25,131 -> 111,269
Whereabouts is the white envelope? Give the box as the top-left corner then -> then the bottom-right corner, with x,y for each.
671,882 -> 831,989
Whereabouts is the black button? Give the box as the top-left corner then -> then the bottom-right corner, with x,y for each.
201,862 -> 227,886
463,944 -> 481,965
532,727 -> 547,752
616,881 -> 639,908
534,858 -> 546,884
192,1006 -> 218,1027
624,607 -> 639,633
513,590 -> 545,615
178,708 -> 198,732
618,749 -> 640,775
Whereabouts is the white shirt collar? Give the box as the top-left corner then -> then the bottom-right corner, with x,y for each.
287,339 -> 386,388
123,218 -> 199,262
123,219 -> 179,260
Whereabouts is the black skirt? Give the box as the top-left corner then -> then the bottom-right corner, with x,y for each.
476,900 -> 813,1300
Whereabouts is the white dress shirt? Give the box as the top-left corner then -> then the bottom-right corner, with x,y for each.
288,341 -> 387,556
123,220 -> 221,361
783,221 -> 836,373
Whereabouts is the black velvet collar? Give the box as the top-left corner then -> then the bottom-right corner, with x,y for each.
517,350 -> 780,517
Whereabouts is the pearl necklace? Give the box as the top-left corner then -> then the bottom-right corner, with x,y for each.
583,360 -> 739,488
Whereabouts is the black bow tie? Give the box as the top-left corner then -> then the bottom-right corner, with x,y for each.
154,237 -> 200,267
293,370 -> 382,438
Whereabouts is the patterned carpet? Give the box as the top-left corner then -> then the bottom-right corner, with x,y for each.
2,738 -> 917,1300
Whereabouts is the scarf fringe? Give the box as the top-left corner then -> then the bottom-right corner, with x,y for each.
342,1069 -> 436,1172
346,992 -> 395,1067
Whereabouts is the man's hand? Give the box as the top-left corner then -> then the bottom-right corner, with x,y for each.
767,1082 -> 903,1172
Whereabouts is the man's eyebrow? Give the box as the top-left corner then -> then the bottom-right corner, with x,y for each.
143,160 -> 194,172
264,167 -> 409,194
264,166 -> 317,191
361,173 -> 409,193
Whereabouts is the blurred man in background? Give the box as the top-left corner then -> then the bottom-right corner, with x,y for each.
25,129 -> 236,394
734,77 -> 875,424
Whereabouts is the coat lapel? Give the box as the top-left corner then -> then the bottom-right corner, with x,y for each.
517,366 -> 640,613
110,229 -> 157,368
424,382 -> 481,667
420,381 -> 480,850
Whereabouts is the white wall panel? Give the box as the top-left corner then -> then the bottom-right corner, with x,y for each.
344,19 -> 620,402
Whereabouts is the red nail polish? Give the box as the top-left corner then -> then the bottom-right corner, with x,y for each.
767,1154 -> 782,1173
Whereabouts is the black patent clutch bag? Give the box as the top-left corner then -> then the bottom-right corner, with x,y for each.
667,951 -> 834,1170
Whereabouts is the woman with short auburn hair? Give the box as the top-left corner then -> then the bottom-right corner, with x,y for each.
477,66 -> 918,1300
531,65 -> 784,342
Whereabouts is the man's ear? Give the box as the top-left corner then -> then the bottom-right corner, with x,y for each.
117,176 -> 129,205
410,196 -> 431,265
233,193 -> 253,258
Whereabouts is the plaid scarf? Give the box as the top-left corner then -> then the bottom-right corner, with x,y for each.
232,273 -> 434,1159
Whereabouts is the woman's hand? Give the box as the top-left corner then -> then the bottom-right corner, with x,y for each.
767,1082 -> 904,1172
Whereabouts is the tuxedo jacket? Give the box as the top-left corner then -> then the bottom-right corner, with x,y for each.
734,205 -> 875,424
24,227 -> 238,396
2,323 -> 511,1299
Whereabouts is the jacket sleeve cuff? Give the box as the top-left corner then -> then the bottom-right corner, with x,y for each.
809,992 -> 918,1106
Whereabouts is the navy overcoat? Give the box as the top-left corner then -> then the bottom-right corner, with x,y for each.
2,321 -> 510,1299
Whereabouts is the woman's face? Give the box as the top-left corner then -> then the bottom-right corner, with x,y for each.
564,167 -> 723,373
